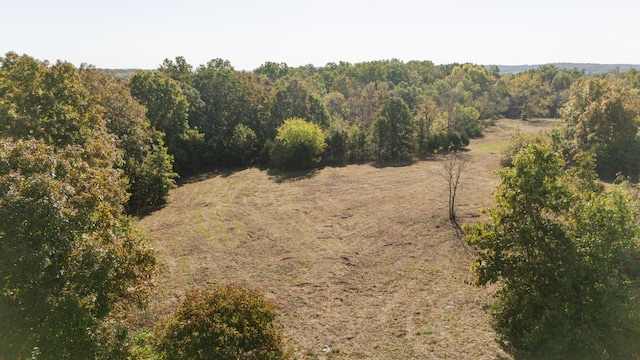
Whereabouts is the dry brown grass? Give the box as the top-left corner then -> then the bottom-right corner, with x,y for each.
138,118 -> 558,359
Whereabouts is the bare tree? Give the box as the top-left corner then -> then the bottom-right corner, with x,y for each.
441,151 -> 472,253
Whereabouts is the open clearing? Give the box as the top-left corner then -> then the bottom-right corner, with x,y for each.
138,118 -> 558,359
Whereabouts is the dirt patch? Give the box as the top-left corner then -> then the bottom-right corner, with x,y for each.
138,118 -> 558,359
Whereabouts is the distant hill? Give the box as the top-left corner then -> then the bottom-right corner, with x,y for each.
104,63 -> 640,78
493,63 -> 640,75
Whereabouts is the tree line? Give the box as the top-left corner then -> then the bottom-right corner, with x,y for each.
7,53 -> 640,215
143,58 -> 582,175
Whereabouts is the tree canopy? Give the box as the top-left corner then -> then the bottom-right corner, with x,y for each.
0,53 -> 157,359
562,78 -> 640,179
466,144 -> 640,358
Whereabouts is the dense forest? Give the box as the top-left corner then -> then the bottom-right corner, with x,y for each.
2,51 -> 640,358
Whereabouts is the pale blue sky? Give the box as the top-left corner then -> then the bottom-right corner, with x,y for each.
2,0 -> 639,70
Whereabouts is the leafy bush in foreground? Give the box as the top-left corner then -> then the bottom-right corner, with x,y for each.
155,284 -> 285,360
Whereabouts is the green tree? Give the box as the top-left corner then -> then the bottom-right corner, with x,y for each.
346,124 -> 368,162
504,70 -> 554,119
324,91 -> 348,120
452,103 -> 482,137
158,56 -> 194,85
270,76 -> 331,131
0,53 -> 107,151
562,78 -> 640,179
374,96 -> 417,161
129,70 -> 204,175
129,71 -> 190,149
466,144 -> 640,358
158,57 -> 206,134
0,138 -> 156,360
254,61 -> 290,81
269,117 -> 326,169
80,67 -> 176,213
227,123 -> 259,166
155,284 -> 285,360
193,60 -> 260,166
348,81 -> 390,129
0,53 -> 156,359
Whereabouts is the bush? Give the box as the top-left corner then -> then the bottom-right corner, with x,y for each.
269,118 -> 326,169
155,284 -> 285,360
499,129 -> 550,167
426,131 -> 468,152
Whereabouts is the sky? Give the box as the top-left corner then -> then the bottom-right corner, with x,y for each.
2,0 -> 639,71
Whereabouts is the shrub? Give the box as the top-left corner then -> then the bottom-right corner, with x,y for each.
155,284 -> 285,360
269,118 -> 326,169
426,131 -> 468,152
499,129 -> 549,167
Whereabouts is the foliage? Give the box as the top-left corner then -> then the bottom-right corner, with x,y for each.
0,53 -> 108,150
499,129 -> 551,167
0,139 -> 156,359
428,131 -> 469,152
452,103 -> 482,137
561,78 -> 640,179
254,61 -> 290,81
270,76 -> 331,130
79,67 -> 176,214
374,96 -> 417,161
466,143 -> 640,358
129,70 -> 204,176
120,57 -> 608,171
346,125 -> 368,162
129,71 -> 190,149
192,60 -> 260,166
323,125 -> 348,165
269,117 -> 326,169
227,123 -> 259,166
504,70 -> 554,119
154,284 -> 285,360
127,139 -> 176,212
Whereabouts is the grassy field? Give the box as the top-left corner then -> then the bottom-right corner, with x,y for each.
138,118 -> 558,359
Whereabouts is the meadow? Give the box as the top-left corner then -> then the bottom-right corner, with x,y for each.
139,118 -> 557,359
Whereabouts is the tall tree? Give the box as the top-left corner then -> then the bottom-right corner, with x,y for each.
562,78 -> 640,179
129,71 -> 190,149
0,52 -> 108,152
268,76 -> 331,147
504,70 -> 554,119
80,67 -> 176,213
254,61 -> 290,81
466,144 -> 640,358
0,139 -> 156,359
0,53 -> 155,359
374,96 -> 417,161
129,70 -> 204,175
193,60 -> 259,166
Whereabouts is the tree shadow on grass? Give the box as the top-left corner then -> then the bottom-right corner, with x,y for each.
371,159 -> 416,168
265,166 -> 322,183
134,167 -> 252,219
175,166 -> 248,186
